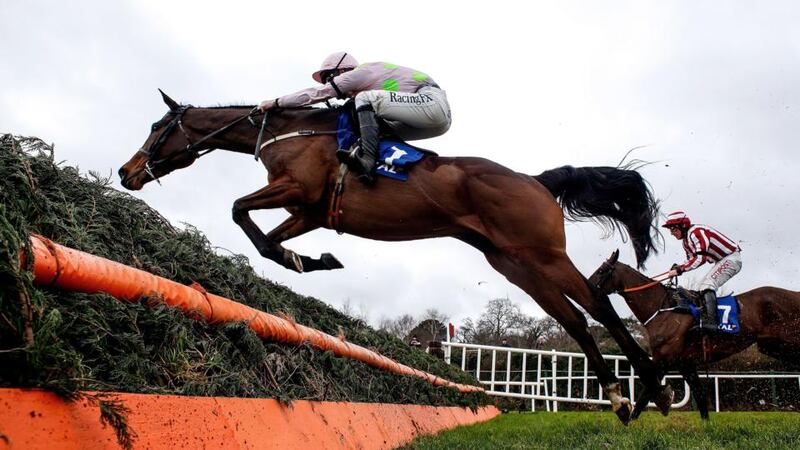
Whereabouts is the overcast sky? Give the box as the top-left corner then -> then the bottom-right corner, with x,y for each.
3,1 -> 800,330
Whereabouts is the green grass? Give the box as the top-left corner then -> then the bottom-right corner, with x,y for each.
404,412 -> 800,450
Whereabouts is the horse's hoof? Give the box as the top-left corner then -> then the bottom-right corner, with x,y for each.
613,399 -> 632,425
655,385 -> 674,416
320,253 -> 344,270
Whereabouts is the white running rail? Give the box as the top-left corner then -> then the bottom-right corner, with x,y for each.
442,342 -> 800,412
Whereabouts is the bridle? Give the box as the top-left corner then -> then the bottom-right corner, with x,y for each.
138,105 -> 257,183
595,261 -> 677,326
594,261 -> 672,294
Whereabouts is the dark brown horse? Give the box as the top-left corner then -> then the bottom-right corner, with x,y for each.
589,250 -> 800,419
119,91 -> 672,423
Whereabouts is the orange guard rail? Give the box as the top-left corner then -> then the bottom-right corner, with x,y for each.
22,234 -> 482,393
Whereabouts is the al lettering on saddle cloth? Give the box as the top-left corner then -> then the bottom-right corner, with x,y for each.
683,294 -> 741,333
336,112 -> 427,181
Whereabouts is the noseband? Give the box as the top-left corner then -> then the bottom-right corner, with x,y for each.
138,105 -> 257,183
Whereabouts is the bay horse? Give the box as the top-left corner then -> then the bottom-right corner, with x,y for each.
118,91 -> 673,423
589,250 -> 800,419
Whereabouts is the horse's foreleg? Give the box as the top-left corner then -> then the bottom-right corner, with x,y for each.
631,389 -> 653,420
680,365 -> 710,420
264,216 -> 344,272
630,359 -> 671,420
232,182 -> 343,273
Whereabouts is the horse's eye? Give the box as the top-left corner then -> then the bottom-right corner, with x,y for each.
151,123 -> 160,132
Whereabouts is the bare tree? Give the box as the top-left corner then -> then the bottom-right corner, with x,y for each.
420,308 -> 450,341
378,313 -> 417,340
340,298 -> 355,317
455,317 -> 477,343
516,315 -> 551,347
339,298 -> 368,323
476,297 -> 524,343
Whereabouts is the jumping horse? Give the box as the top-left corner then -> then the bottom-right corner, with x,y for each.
589,249 -> 800,419
119,91 -> 673,423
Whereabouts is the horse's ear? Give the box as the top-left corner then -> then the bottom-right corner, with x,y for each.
609,249 -> 620,264
158,89 -> 180,111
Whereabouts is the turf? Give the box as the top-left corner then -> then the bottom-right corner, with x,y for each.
404,411 -> 800,450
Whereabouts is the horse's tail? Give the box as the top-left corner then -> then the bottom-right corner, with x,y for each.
533,165 -> 660,268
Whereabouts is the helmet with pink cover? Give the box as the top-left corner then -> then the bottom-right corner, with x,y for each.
662,211 -> 692,229
312,52 -> 359,83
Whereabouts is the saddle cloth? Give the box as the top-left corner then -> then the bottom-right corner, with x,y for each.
682,294 -> 741,334
336,112 -> 432,181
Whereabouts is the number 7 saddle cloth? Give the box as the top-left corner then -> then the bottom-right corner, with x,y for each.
681,294 -> 741,334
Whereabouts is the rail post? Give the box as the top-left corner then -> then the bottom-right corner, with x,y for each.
551,350 -> 558,412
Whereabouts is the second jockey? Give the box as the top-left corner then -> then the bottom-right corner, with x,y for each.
663,211 -> 742,332
259,52 -> 452,183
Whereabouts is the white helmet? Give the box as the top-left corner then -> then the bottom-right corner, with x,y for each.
312,52 -> 359,83
662,211 -> 692,229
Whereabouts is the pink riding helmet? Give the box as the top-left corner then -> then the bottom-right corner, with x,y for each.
312,52 -> 359,83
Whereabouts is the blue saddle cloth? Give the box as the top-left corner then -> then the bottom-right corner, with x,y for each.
336,112 -> 427,181
375,141 -> 425,181
684,294 -> 741,333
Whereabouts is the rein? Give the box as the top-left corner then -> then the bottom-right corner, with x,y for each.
143,104 -> 350,231
621,271 -> 671,293
599,262 -> 683,327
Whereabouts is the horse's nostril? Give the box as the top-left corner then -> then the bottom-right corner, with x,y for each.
118,167 -> 127,179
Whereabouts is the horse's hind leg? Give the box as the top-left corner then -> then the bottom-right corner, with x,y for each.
485,251 -> 633,424
231,181 -> 343,273
504,248 -> 671,416
550,257 -> 674,416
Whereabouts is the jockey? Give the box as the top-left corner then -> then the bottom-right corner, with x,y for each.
664,211 -> 742,332
259,52 -> 452,183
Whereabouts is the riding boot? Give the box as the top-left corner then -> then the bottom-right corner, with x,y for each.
352,105 -> 379,184
700,289 -> 719,332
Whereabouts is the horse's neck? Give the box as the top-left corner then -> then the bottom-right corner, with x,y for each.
197,107 -> 258,155
201,107 -> 336,155
616,264 -> 669,325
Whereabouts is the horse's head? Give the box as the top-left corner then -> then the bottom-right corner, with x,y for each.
588,249 -> 625,295
589,249 -> 659,298
118,90 -> 203,190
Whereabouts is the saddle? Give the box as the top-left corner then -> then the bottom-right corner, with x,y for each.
658,285 -> 697,313
336,102 -> 437,181
664,286 -> 741,333
674,286 -> 702,308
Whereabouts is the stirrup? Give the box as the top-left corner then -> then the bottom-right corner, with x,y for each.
352,156 -> 376,184
336,144 -> 358,164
